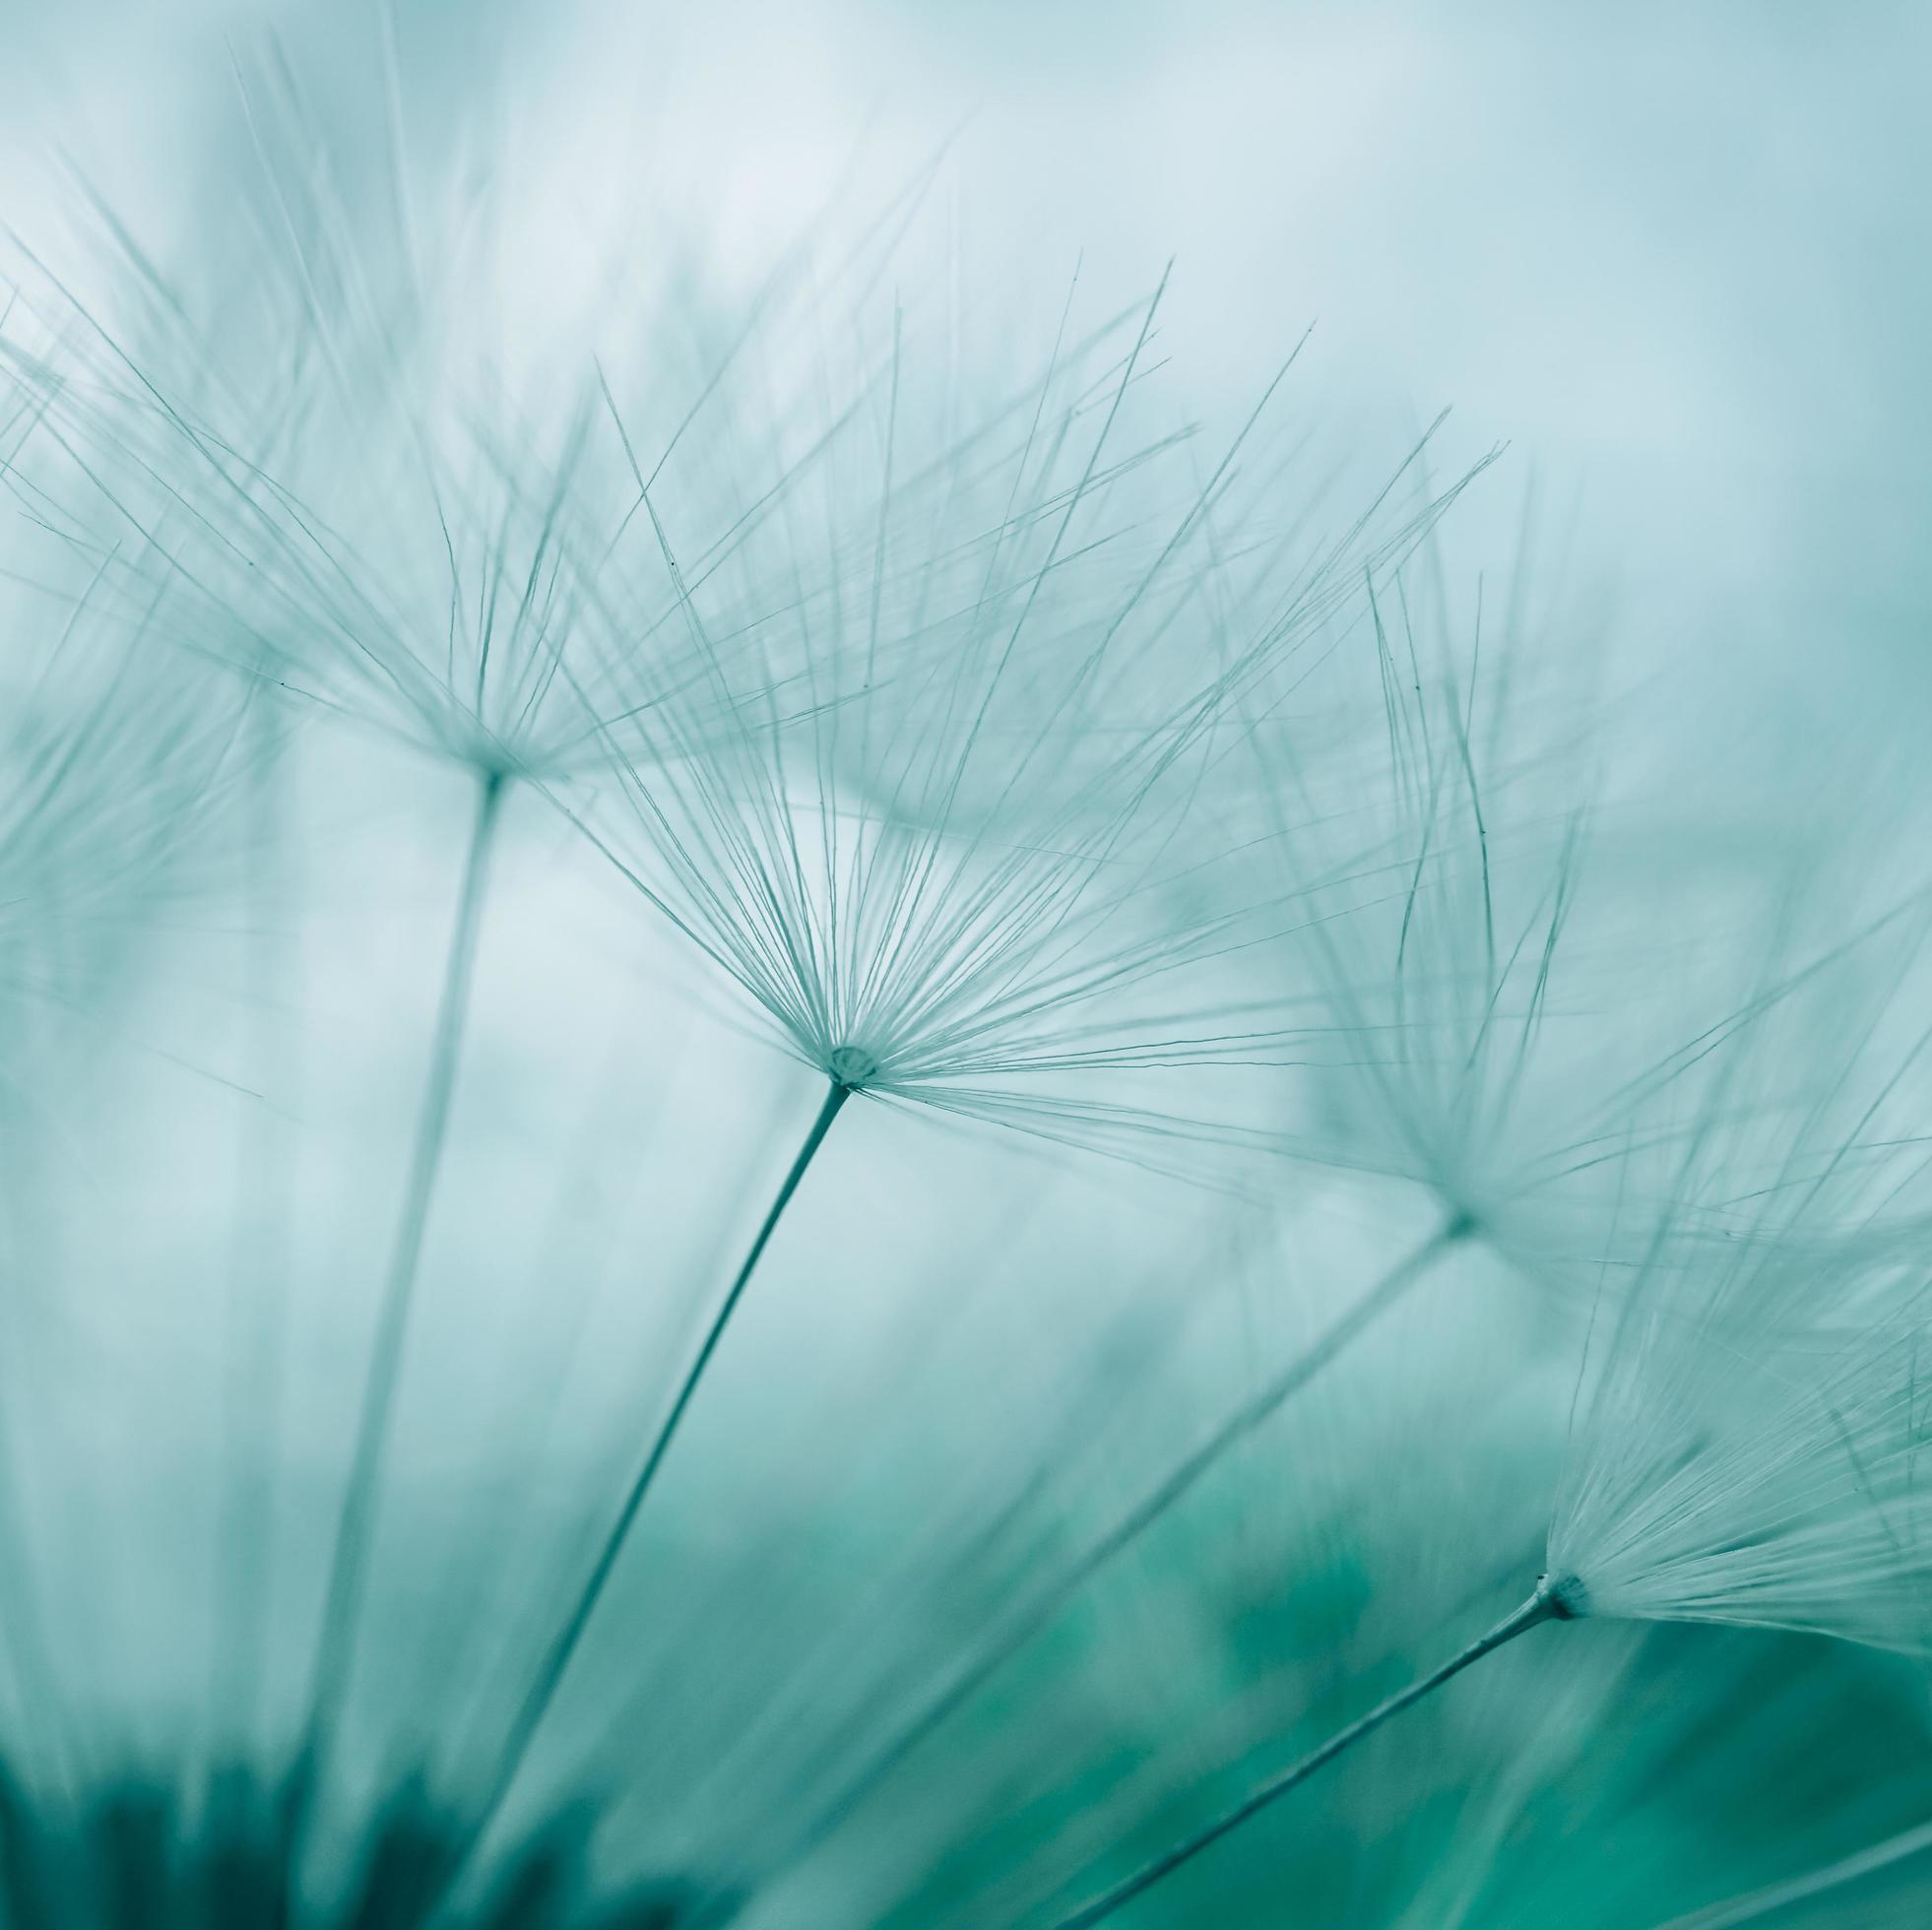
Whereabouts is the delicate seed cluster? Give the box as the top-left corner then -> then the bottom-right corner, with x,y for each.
0,23 -> 1922,1930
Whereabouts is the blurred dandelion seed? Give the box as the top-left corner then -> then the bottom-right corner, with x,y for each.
1049,908 -> 1932,1927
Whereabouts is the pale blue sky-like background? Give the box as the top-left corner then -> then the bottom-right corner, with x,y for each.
8,0 -> 1928,821
4,10 -> 1932,1919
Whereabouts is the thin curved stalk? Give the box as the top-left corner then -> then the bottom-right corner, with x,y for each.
770,1216 -> 1469,1881
1054,1578 -> 1566,1930
301,768 -> 506,1753
1654,1816 -> 1932,1930
457,1076 -> 853,1860
213,702 -> 294,1750
0,1442 -> 72,1794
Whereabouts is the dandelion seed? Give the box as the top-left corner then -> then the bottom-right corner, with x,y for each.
1048,911 -> 1932,1925
441,274 -> 1488,1868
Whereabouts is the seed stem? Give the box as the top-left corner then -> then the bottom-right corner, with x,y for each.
302,767 -> 506,1755
1054,1577 -> 1565,1930
214,700 -> 294,1752
458,1076 -> 853,1862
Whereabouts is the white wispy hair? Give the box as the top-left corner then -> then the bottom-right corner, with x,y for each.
1233,543 -> 1619,1250
0,45 -> 897,795
1044,905 -> 1932,1929
1547,1228 -> 1932,1647
0,555 -> 247,992
582,284 -> 1485,1159
1547,919 -> 1932,1647
1226,511 -> 1782,1292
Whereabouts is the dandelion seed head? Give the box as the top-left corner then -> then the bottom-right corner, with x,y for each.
1539,1571 -> 1589,1619
828,1043 -> 880,1089
2,72 -> 847,798
584,288 -> 1484,1167
1543,955 -> 1932,1654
